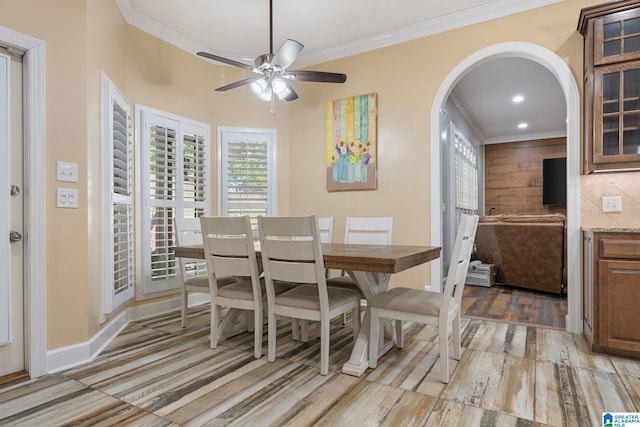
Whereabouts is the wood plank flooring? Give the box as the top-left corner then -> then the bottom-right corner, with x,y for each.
1,304 -> 638,426
462,284 -> 568,330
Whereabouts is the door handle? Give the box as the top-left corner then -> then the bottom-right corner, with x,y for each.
9,231 -> 22,243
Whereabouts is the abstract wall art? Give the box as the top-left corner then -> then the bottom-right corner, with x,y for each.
326,93 -> 377,191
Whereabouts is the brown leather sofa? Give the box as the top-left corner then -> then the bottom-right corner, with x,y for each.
473,214 -> 566,294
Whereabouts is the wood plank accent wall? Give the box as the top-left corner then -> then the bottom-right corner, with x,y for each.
484,137 -> 567,216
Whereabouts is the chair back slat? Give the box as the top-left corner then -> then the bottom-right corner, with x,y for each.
262,239 -> 316,261
318,216 -> 335,243
174,217 -> 204,247
344,216 -> 393,245
259,215 -> 328,305
200,215 -> 260,293
261,216 -> 314,237
207,236 -> 248,257
269,261 -> 318,284
442,214 -> 479,309
174,217 -> 207,276
210,255 -> 252,277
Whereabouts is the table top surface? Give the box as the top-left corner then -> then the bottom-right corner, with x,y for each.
174,243 -> 441,274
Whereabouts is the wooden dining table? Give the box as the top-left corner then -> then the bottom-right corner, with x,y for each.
174,242 -> 441,377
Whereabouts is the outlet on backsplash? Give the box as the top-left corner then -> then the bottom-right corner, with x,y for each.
580,171 -> 640,229
602,196 -> 622,213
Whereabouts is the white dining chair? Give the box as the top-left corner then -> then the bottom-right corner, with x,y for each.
174,217 -> 237,328
318,216 -> 335,244
327,216 -> 393,323
296,216 -> 334,341
200,215 -> 294,358
327,216 -> 393,289
368,214 -> 479,383
258,215 -> 361,375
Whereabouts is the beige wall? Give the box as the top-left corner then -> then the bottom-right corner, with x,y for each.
1,0 -> 289,349
289,0 -> 612,287
2,0 -> 638,352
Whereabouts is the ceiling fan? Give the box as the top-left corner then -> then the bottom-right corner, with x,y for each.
196,0 -> 347,111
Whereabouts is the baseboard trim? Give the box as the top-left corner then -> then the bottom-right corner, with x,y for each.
46,293 -> 211,374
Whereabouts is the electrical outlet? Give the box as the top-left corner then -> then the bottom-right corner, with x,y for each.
602,196 -> 622,213
57,188 -> 79,208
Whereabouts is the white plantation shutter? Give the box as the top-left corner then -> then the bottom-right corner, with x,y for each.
148,121 -> 177,285
102,73 -> 134,315
218,127 -> 276,229
454,128 -> 479,224
137,106 -> 210,298
182,127 -> 207,218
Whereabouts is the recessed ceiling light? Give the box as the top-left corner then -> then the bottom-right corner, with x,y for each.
518,122 -> 528,129
512,95 -> 524,103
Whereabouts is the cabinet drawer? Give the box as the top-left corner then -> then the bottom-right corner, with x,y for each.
600,238 -> 640,259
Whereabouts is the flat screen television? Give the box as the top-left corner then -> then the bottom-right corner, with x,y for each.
542,157 -> 566,206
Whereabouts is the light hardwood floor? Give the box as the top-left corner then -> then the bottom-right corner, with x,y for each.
1,305 -> 639,426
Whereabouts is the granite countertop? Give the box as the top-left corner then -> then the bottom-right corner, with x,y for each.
582,227 -> 640,233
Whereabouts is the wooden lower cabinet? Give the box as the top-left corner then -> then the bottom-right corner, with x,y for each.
599,259 -> 640,353
584,230 -> 640,357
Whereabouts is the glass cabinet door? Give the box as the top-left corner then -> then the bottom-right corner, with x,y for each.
595,9 -> 640,65
595,61 -> 640,163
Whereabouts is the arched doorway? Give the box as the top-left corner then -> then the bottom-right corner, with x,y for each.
429,42 -> 582,334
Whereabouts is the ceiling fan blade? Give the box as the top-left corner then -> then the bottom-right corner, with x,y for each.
215,77 -> 262,92
271,39 -> 303,70
197,51 -> 256,71
288,70 -> 347,84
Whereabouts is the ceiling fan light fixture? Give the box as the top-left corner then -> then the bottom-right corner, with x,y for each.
272,78 -> 287,94
276,85 -> 292,101
258,86 -> 273,101
251,78 -> 268,96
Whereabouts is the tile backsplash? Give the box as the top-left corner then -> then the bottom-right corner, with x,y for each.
581,171 -> 640,228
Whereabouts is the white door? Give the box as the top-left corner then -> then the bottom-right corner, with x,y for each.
0,46 -> 25,376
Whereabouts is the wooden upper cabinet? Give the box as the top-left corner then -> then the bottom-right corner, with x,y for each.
579,1 -> 640,173
594,8 -> 640,65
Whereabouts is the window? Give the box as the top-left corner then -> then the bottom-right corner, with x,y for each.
454,127 -> 479,223
101,73 -> 134,315
218,127 -> 276,231
136,105 -> 210,298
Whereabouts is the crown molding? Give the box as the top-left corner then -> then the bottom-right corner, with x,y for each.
116,0 -> 562,68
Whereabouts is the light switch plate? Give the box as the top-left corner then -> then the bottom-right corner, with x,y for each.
57,188 -> 78,208
602,196 -> 622,213
56,161 -> 78,183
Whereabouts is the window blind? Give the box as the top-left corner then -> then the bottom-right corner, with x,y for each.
148,123 -> 178,282
219,128 -> 276,230
226,139 -> 269,221
137,107 -> 210,297
102,73 -> 134,315
454,130 -> 479,219
182,131 -> 207,219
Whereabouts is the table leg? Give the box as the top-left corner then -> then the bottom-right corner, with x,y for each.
341,270 -> 395,376
218,308 -> 249,340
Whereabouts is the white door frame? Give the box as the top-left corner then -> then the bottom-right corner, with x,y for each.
0,26 -> 47,377
430,42 -> 582,334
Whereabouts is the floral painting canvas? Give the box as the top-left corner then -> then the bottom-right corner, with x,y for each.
326,93 -> 377,191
